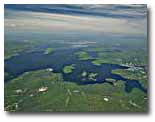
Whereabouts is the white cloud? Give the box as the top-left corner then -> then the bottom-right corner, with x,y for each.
5,7 -> 147,37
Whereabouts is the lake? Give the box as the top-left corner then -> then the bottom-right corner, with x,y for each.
5,49 -> 147,93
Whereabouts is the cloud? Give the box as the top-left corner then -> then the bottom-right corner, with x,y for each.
5,5 -> 147,37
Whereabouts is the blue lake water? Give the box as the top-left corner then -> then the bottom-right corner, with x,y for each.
5,49 -> 147,93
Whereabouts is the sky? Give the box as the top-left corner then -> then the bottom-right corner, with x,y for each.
4,4 -> 147,42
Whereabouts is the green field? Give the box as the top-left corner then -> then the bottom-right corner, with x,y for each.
5,69 -> 148,112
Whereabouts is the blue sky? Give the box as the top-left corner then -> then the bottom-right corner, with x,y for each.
4,4 -> 147,42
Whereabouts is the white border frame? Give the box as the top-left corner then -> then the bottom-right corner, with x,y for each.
1,0 -> 155,122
